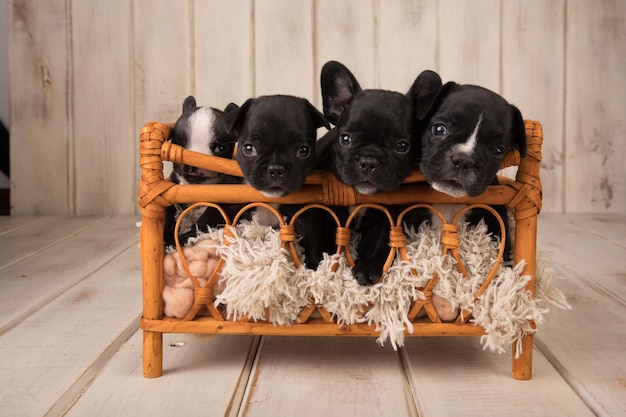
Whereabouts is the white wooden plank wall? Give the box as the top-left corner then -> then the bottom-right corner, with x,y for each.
9,0 -> 625,216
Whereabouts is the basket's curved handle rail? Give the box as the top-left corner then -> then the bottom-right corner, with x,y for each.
291,205 -> 341,322
344,203 -> 396,281
288,204 -> 344,268
396,204 -> 446,323
170,202 -> 230,321
228,202 -> 286,322
291,204 -> 349,324
450,204 -> 506,324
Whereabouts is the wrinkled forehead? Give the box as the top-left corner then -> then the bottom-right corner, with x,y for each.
344,90 -> 413,132
437,87 -> 510,128
245,100 -> 315,134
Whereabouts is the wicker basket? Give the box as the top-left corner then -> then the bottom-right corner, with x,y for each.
138,120 -> 543,380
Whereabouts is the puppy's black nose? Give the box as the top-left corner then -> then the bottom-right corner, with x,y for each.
267,164 -> 286,178
358,156 -> 379,173
451,154 -> 475,170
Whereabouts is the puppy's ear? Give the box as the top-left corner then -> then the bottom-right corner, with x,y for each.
320,61 -> 362,125
182,96 -> 197,113
510,104 -> 527,158
223,102 -> 239,114
223,98 -> 253,135
303,99 -> 330,130
407,70 -> 443,120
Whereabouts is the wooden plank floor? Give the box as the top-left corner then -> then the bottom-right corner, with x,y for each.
0,214 -> 624,417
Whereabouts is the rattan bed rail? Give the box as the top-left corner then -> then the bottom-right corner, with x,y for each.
138,119 -> 543,380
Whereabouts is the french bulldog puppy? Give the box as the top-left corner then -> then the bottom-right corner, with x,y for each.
163,96 -> 239,248
418,82 -> 527,258
224,94 -> 331,269
224,95 -> 330,198
317,61 -> 442,285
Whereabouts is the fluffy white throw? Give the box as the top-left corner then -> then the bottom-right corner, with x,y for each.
169,215 -> 570,355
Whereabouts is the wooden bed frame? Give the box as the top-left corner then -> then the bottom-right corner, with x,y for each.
138,119 -> 543,380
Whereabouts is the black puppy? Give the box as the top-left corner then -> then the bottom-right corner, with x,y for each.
224,95 -> 332,269
317,61 -> 442,285
224,95 -> 329,198
163,96 -> 239,247
418,82 -> 527,258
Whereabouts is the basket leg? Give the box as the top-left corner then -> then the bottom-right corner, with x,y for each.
143,330 -> 163,378
512,334 -> 533,380
511,212 -> 538,380
139,214 -> 165,377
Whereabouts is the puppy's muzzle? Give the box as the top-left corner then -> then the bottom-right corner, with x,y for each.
358,156 -> 380,174
266,164 -> 286,178
451,153 -> 476,171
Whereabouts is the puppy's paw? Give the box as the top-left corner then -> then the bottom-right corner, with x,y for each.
352,261 -> 383,286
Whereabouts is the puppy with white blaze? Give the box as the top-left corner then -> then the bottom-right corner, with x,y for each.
418,81 -> 527,259
163,96 -> 239,248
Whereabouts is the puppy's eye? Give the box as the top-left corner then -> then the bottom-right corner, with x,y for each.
394,140 -> 410,154
492,146 -> 505,156
242,143 -> 257,157
339,133 -> 352,147
296,145 -> 312,158
432,123 -> 447,137
213,144 -> 229,155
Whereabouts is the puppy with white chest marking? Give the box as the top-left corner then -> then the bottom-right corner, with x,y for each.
418,82 -> 527,258
164,96 -> 239,247
317,61 -> 442,285
223,95 -> 332,269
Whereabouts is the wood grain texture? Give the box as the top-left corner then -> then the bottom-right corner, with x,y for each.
0,216 -> 140,336
0,216 -> 105,270
9,0 -> 70,215
71,0 -> 135,215
8,1 -> 626,215
502,0 -> 565,213
241,336 -> 415,417
0,214 -> 622,415
315,0 -> 375,101
133,0 -> 192,128
538,213 -> 626,305
65,332 -> 258,417
377,0 -> 439,93
402,338 -> 594,416
534,265 -> 626,417
535,214 -> 626,416
564,0 -> 626,213
0,244 -> 142,417
437,0 -> 501,91
254,0 -> 315,101
195,0 -> 254,109
0,215 -> 41,234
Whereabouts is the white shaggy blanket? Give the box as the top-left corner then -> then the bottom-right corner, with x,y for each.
166,215 -> 570,355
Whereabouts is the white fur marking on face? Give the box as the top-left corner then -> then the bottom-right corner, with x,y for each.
188,107 -> 216,155
431,182 -> 468,198
454,113 -> 483,154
